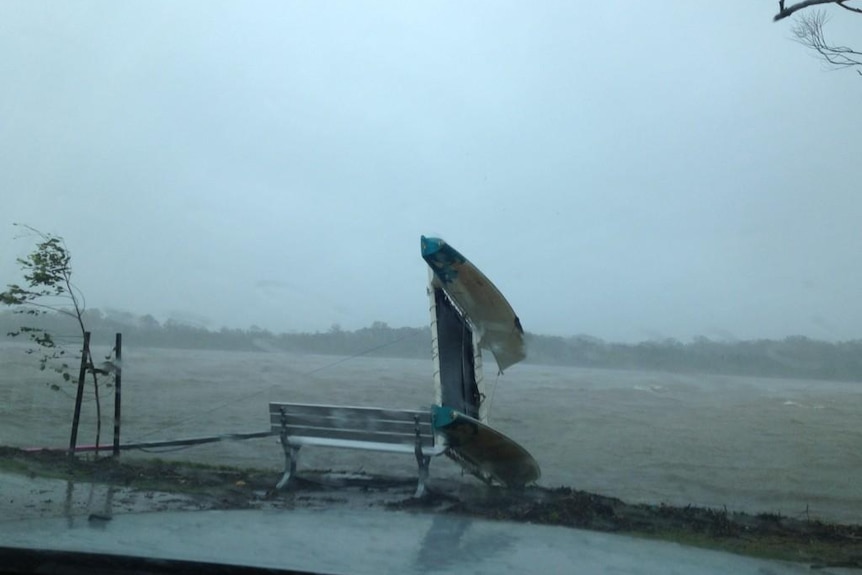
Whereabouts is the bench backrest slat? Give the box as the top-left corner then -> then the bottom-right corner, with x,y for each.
270,412 -> 433,435
270,402 -> 428,422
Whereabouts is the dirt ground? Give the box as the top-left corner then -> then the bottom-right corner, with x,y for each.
2,446 -> 860,569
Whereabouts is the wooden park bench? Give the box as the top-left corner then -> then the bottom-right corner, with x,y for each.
268,402 -> 447,497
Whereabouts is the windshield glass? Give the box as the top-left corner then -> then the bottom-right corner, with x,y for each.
1,2 -> 860,572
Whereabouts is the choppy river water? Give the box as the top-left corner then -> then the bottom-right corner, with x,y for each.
2,344 -> 860,523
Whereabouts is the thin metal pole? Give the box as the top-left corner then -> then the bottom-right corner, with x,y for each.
68,331 -> 90,455
112,333 -> 122,457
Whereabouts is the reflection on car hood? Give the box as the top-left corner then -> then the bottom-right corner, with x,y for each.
0,507 -> 815,575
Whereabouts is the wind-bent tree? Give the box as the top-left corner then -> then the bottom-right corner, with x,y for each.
0,224 -> 112,452
773,1 -> 862,74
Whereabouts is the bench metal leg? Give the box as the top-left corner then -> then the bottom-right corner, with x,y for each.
414,451 -> 431,498
276,441 -> 300,490
413,414 -> 431,498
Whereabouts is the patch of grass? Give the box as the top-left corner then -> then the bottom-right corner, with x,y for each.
633,529 -> 860,566
0,446 -> 274,496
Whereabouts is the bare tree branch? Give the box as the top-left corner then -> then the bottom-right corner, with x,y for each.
837,1 -> 862,14
774,0 -> 860,21
792,10 -> 862,72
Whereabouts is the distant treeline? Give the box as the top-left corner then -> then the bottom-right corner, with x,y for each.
2,309 -> 862,382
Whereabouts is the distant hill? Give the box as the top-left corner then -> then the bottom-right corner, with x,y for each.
2,309 -> 862,382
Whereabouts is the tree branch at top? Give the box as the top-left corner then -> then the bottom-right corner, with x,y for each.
774,0 -> 861,21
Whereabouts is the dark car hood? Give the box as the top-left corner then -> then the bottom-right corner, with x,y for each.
0,507 -> 816,574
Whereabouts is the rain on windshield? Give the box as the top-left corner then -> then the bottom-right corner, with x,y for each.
1,2 -> 861,572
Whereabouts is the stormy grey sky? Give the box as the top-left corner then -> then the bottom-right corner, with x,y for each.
1,2 -> 860,342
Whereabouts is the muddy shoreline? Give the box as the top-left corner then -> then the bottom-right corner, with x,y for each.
2,446 -> 860,569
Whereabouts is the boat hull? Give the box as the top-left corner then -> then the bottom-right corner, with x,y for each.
432,405 -> 540,488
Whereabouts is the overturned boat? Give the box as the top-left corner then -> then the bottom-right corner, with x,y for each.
422,236 -> 540,487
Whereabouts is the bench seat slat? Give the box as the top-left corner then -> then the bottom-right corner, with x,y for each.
287,436 -> 443,455
278,425 -> 435,447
